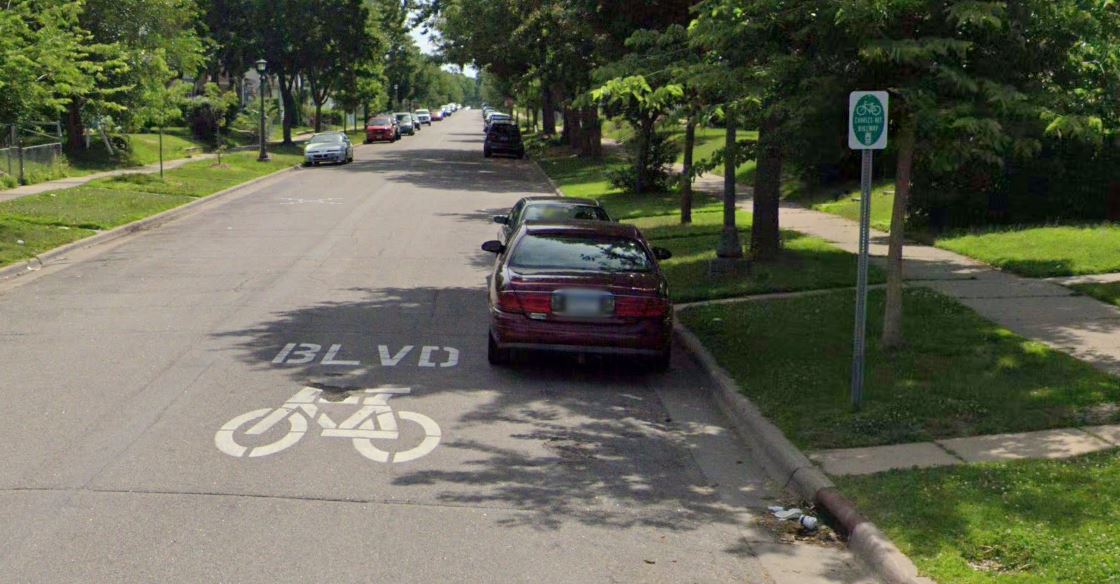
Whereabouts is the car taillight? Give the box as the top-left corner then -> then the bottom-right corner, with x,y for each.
497,291 -> 553,316
615,296 -> 670,318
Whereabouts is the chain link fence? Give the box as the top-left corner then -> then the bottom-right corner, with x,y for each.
1,123 -> 64,187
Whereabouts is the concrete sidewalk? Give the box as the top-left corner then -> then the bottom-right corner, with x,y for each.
809,424 -> 1120,476
689,172 -> 1120,376
0,133 -> 315,204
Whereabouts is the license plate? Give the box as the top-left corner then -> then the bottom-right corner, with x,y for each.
557,291 -> 610,316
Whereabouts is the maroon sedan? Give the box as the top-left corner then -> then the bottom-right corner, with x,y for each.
481,221 -> 674,370
364,116 -> 398,143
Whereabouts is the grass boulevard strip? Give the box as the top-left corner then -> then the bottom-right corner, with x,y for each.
0,146 -> 304,269
533,135 -> 1120,584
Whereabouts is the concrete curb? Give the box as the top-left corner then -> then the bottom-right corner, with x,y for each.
0,164 -> 301,284
673,320 -> 932,584
535,148 -> 928,582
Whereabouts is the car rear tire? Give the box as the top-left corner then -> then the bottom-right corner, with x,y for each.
484,150 -> 492,158
487,333 -> 510,366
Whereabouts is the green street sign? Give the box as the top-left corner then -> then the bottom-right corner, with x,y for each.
848,91 -> 888,150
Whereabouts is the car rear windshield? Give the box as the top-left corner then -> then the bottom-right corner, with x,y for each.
395,113 -> 411,121
368,117 -> 392,125
309,134 -> 344,144
488,124 -> 520,138
509,234 -> 652,273
521,204 -> 608,223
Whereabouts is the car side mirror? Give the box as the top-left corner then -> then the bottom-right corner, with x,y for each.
481,240 -> 506,254
492,215 -> 509,225
653,247 -> 672,261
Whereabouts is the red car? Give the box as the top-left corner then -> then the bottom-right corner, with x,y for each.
481,221 -> 674,370
431,110 -> 445,121
365,116 -> 398,143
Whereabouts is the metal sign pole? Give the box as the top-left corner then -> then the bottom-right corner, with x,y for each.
846,90 -> 887,412
851,149 -> 873,410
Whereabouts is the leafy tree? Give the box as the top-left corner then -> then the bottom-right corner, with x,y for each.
301,0 -> 384,131
0,1 -> 93,126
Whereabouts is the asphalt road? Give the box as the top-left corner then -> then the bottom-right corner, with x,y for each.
0,114 -> 873,583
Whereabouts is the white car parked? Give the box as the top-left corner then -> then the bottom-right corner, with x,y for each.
414,109 -> 432,125
303,132 -> 354,166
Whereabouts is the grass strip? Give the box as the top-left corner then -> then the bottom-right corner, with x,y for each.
678,288 -> 1120,450
838,450 -> 1120,583
936,224 -> 1120,277
0,147 -> 303,268
1070,281 -> 1120,307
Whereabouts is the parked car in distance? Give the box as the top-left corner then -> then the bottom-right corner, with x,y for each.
365,116 -> 399,143
415,109 -> 432,125
482,221 -> 673,370
303,132 -> 354,166
431,109 -> 444,121
483,122 -> 525,159
493,197 -> 612,244
395,112 -> 416,135
411,112 -> 423,130
484,113 -> 512,133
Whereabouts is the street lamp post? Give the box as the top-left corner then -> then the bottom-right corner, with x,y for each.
394,84 -> 399,110
256,59 -> 270,162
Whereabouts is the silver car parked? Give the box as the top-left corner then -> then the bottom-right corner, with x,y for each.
304,132 -> 354,166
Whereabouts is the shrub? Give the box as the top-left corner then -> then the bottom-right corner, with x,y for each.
608,129 -> 678,193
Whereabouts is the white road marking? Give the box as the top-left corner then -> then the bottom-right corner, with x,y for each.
215,386 -> 441,463
321,344 -> 360,366
378,345 -> 414,366
419,346 -> 460,368
272,343 -> 297,363
279,197 -> 343,205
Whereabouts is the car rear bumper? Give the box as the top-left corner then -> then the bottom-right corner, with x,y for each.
485,143 -> 525,156
490,309 -> 671,355
366,131 -> 394,141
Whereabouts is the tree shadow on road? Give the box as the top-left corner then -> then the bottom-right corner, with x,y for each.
209,284 -> 866,577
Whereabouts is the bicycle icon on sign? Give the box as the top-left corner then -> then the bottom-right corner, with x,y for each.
214,386 -> 441,463
855,101 -> 883,117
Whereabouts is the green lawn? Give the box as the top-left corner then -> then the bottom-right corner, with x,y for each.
127,129 -> 211,166
1070,281 -> 1120,307
678,288 -> 1120,450
811,183 -> 896,233
839,450 -> 1120,583
536,142 -> 883,302
0,147 -> 303,267
602,122 -> 758,183
936,224 -> 1120,278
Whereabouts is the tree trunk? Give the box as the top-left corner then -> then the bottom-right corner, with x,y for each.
564,107 -> 581,149
716,109 -> 742,258
580,107 -> 601,158
66,100 -> 85,150
531,108 -> 538,133
314,101 -> 323,132
541,85 -> 556,135
881,112 -> 916,350
634,116 -> 655,194
279,73 -> 296,145
751,112 -> 783,261
680,113 -> 696,224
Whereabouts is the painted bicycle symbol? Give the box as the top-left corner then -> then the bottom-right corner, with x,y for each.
854,101 -> 883,117
214,386 -> 441,463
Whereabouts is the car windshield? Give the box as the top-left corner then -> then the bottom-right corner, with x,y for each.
395,113 -> 411,122
520,205 -> 608,225
369,117 -> 392,126
509,234 -> 652,273
308,134 -> 344,144
491,114 -> 510,121
416,109 -> 429,114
